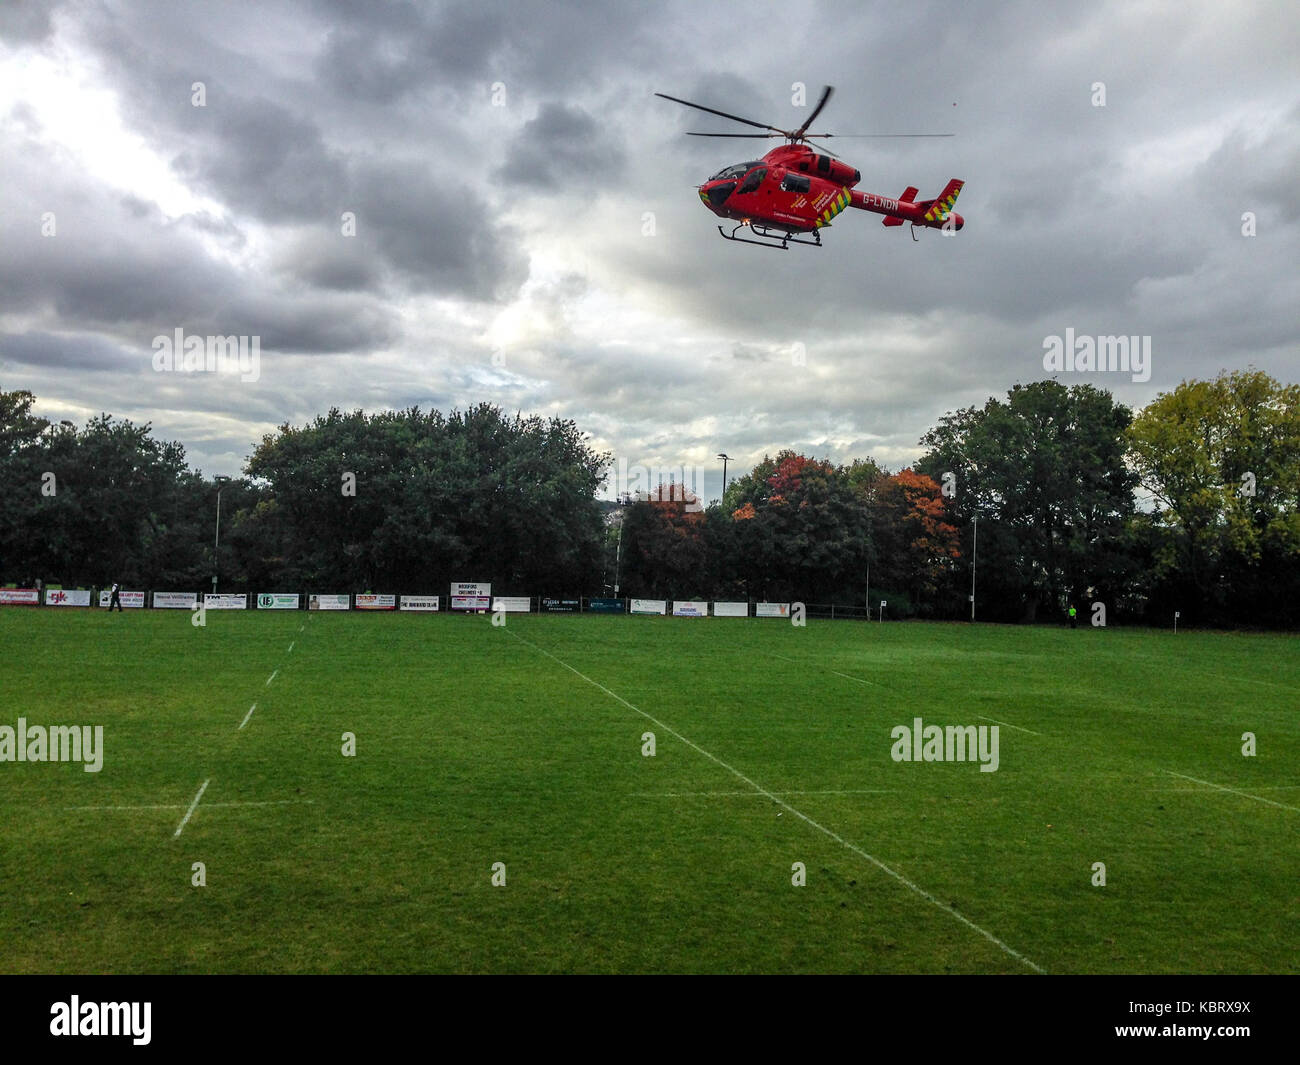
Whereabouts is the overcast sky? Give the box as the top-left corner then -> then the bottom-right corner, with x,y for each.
1,0 -> 1296,501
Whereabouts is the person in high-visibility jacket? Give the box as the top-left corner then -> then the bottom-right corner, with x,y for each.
1068,603 -> 1077,629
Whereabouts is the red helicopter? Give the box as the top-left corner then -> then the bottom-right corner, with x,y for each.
656,85 -> 964,249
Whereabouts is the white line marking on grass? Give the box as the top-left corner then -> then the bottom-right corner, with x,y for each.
829,668 -> 884,688
70,798 -> 313,811
633,789 -> 896,798
266,669 -> 278,686
288,641 -> 295,653
772,652 -> 884,688
977,714 -> 1041,736
1162,771 -> 1300,812
238,703 -> 257,730
173,778 -> 210,837
507,630 -> 1044,974
299,624 -> 304,632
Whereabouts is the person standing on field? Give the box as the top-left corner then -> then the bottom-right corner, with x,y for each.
109,582 -> 123,612
1068,603 -> 1077,629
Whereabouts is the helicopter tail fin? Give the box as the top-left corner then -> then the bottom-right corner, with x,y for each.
923,179 -> 963,222
900,186 -> 919,203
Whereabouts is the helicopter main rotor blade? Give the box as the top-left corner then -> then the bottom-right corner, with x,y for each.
685,131 -> 781,138
654,92 -> 788,135
811,132 -> 956,138
791,85 -> 834,141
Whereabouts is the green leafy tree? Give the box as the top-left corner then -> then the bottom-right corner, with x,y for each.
1127,370 -> 1300,624
919,381 -> 1138,621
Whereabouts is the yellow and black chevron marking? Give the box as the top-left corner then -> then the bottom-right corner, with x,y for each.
814,187 -> 852,228
924,181 -> 964,223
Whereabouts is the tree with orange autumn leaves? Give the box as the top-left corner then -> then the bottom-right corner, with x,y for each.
617,449 -> 962,612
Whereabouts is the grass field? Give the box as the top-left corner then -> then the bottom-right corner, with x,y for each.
0,608 -> 1296,974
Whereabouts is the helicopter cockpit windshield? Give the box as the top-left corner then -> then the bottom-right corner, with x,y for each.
708,161 -> 761,182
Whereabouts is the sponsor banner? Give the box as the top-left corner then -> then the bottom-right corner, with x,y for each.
673,601 -> 708,617
451,582 -> 491,598
630,598 -> 666,615
308,594 -> 350,611
540,597 -> 580,613
451,595 -> 491,611
98,590 -> 146,609
586,597 -> 625,613
0,588 -> 39,606
153,591 -> 198,609
399,595 -> 440,612
492,596 -> 531,613
204,593 -> 247,610
355,594 -> 396,611
755,602 -> 791,618
257,593 -> 300,610
713,601 -> 749,618
45,589 -> 92,607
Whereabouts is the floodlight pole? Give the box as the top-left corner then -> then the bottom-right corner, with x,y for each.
613,517 -> 622,597
970,515 -> 978,622
717,453 -> 731,498
214,475 -> 230,592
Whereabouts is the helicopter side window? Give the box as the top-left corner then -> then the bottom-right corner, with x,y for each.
710,161 -> 761,182
737,167 -> 766,195
781,173 -> 811,194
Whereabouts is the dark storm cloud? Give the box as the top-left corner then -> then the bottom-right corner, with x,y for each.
0,331 -> 133,371
312,1 -> 509,102
496,101 -> 625,189
0,1 -> 57,44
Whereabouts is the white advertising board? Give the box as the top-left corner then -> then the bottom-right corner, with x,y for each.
257,593 -> 300,610
308,594 -> 350,610
204,593 -> 248,610
98,590 -> 146,608
399,595 -> 440,612
712,601 -> 749,617
492,596 -> 532,612
153,591 -> 198,609
630,599 -> 667,615
45,589 -> 92,607
672,601 -> 707,617
355,594 -> 396,611
755,602 -> 791,618
451,596 -> 491,611
451,582 -> 491,598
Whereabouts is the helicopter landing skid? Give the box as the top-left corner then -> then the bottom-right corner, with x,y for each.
717,223 -> 822,250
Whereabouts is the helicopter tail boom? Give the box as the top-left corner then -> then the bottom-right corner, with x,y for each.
850,179 -> 965,232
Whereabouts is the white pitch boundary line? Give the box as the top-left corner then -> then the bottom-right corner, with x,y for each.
173,778 -> 210,837
976,714 -> 1041,736
70,798 -> 313,811
288,641 -> 295,653
633,789 -> 896,798
238,703 -> 257,730
265,669 -> 279,686
1156,783 -> 1300,792
1162,770 -> 1300,812
772,652 -> 884,689
507,630 -> 1045,974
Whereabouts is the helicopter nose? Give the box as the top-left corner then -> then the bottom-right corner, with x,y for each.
700,180 -> 736,211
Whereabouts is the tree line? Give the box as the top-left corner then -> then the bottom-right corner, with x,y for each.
1,370 -> 1296,627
